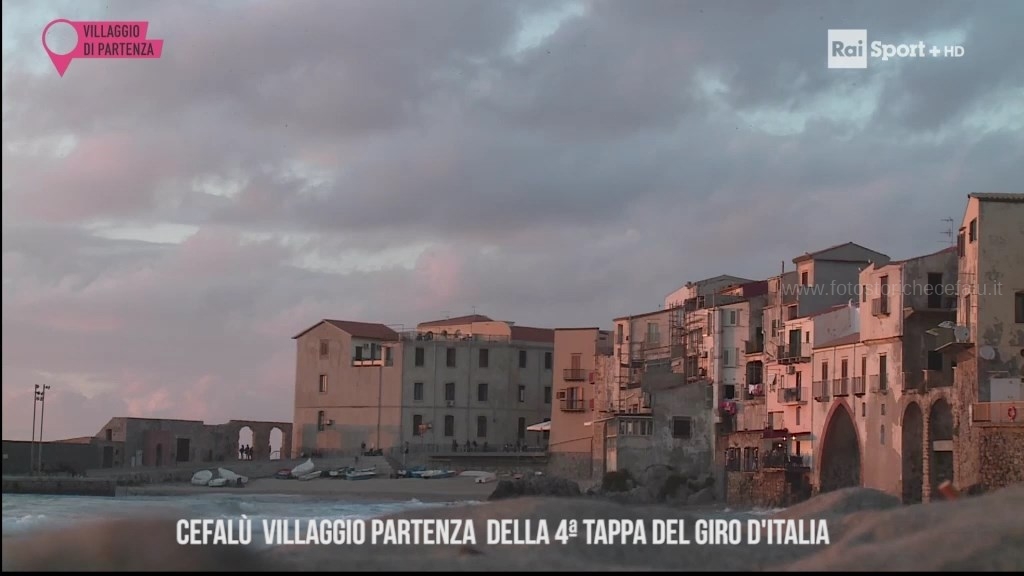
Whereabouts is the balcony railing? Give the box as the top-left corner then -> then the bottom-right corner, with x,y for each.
559,399 -> 585,412
972,401 -> 1022,425
852,376 -> 866,396
777,386 -> 804,404
812,380 -> 829,401
871,297 -> 890,316
869,374 -> 890,393
831,378 -> 849,397
401,331 -> 511,343
777,344 -> 809,363
745,340 -> 764,354
563,368 -> 587,381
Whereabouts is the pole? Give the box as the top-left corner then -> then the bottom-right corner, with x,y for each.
31,384 -> 39,476
376,345 -> 384,451
38,385 -> 51,474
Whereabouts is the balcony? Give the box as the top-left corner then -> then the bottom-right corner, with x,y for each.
871,297 -> 891,316
777,344 -> 810,364
777,386 -> 804,404
852,376 -> 866,396
559,399 -> 585,412
972,401 -> 1022,425
831,378 -> 849,397
563,368 -> 587,382
812,380 -> 829,402
744,340 -> 765,355
735,401 -> 767,432
868,374 -> 890,394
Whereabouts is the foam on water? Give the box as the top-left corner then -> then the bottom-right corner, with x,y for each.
2,493 -> 476,538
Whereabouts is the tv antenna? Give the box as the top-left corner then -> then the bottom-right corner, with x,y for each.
940,218 -> 955,246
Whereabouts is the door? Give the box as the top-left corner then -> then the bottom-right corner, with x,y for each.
788,329 -> 801,355
517,417 -> 526,440
102,446 -> 114,468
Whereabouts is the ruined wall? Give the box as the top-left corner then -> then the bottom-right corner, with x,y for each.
726,470 -> 789,508
645,382 -> 714,477
546,451 -> 592,480
977,426 -> 1024,490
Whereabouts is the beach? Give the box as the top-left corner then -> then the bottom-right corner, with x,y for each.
125,476 -> 497,503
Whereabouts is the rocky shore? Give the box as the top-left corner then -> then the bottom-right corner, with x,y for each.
3,482 -> 1022,571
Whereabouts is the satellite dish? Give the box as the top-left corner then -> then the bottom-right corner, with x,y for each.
953,326 -> 970,343
939,321 -> 956,329
979,346 -> 995,360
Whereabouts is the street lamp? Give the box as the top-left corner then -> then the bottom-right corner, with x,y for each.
376,344 -> 392,452
31,385 -> 40,475
36,385 -> 51,475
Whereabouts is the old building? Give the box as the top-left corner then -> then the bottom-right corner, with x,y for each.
400,315 -> 554,453
942,193 -> 1024,493
292,320 -> 402,456
548,327 -> 612,478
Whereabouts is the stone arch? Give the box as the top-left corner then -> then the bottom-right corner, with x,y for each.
929,398 -> 954,495
270,427 -> 284,460
901,402 -> 924,504
238,426 -> 254,460
818,401 -> 861,493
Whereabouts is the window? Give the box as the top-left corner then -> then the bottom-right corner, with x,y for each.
927,273 -> 944,309
1016,292 -> 1024,324
412,414 -> 423,436
517,417 -> 526,440
479,348 -> 489,368
415,347 -> 425,367
841,359 -> 849,379
519,350 -> 528,368
413,382 -> 424,401
477,416 -> 487,438
771,319 -> 780,337
881,403 -> 886,416
647,322 -> 660,344
319,340 -> 329,358
317,411 -> 326,432
862,403 -> 866,417
385,346 -> 393,366
795,371 -> 802,388
318,374 -> 328,394
672,417 -> 692,439
544,386 -> 552,404
879,275 -> 890,313
729,310 -> 738,325
862,284 -> 867,303
723,348 -> 730,366
880,424 -> 886,445
518,385 -> 526,403
821,361 -> 829,382
861,356 -> 867,379
927,351 -> 943,371
616,324 -> 623,344
446,347 -> 456,367
801,271 -> 808,286
795,407 -> 801,426
544,352 -> 552,370
968,218 -> 977,242
964,294 -> 971,330
444,382 -> 455,402
443,415 -> 454,437
477,383 -> 488,402
879,355 -> 888,390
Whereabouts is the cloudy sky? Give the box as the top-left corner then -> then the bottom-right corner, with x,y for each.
2,0 -> 1021,441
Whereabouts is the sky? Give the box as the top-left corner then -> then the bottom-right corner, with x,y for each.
2,0 -> 1022,441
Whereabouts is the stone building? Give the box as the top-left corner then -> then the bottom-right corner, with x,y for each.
941,193 -> 1024,493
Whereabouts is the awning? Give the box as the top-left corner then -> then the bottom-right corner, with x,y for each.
526,421 -> 551,432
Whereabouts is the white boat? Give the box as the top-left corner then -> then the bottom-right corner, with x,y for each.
345,469 -> 376,481
474,473 -> 497,484
297,470 -> 322,481
420,470 -> 455,479
208,477 -> 228,487
191,470 -> 213,486
217,467 -> 249,486
291,458 -> 315,477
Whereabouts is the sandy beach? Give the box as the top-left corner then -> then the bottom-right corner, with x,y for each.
124,476 -> 497,502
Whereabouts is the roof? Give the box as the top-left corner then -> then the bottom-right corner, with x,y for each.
418,314 -> 493,328
510,325 -> 555,344
613,308 -> 671,322
887,245 -> 957,265
554,327 -> 603,331
792,242 -> 888,264
292,319 -> 399,341
56,436 -> 95,444
815,332 -> 861,349
968,193 -> 1024,203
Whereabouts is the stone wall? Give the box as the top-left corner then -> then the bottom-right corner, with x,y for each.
977,426 -> 1024,490
726,469 -> 789,508
547,451 -> 592,480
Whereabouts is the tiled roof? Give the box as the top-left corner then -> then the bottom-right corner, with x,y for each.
968,193 -> 1024,202
418,314 -> 493,327
510,326 -> 555,343
293,319 -> 399,341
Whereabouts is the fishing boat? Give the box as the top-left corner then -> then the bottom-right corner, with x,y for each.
297,470 -> 322,481
217,468 -> 249,486
327,467 -> 351,478
191,470 -> 213,486
420,469 -> 455,479
274,468 -> 293,479
345,469 -> 376,481
208,477 -> 229,487
291,458 -> 315,477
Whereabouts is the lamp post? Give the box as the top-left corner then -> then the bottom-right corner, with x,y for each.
31,385 -> 40,475
36,385 -> 51,475
376,344 -> 390,451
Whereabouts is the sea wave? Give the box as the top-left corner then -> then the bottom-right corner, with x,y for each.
2,493 -> 470,538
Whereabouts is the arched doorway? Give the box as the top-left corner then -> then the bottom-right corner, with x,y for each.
929,399 -> 954,495
238,426 -> 254,460
819,405 -> 861,493
155,443 -> 163,467
269,427 -> 284,460
901,402 -> 924,504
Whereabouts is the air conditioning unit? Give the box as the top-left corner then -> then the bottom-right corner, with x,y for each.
556,390 -> 567,399
786,366 -> 796,375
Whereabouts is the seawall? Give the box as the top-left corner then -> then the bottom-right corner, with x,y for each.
2,476 -> 120,497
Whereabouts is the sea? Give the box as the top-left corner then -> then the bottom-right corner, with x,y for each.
2,493 -> 471,542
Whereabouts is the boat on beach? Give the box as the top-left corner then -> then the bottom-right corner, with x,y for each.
290,458 -> 315,477
191,470 -> 213,486
345,468 -> 377,480
297,470 -> 323,481
420,469 -> 455,479
207,477 -> 229,487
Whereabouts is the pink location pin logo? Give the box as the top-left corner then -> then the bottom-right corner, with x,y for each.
42,19 -> 82,77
